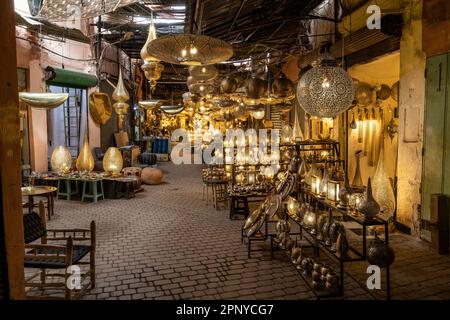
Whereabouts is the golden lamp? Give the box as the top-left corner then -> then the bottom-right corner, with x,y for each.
51,146 -> 72,174
103,147 -> 123,176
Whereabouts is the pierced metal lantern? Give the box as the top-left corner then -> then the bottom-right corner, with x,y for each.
296,53 -> 354,118
327,180 -> 341,203
189,65 -> 218,82
103,147 -> 123,177
51,146 -> 72,174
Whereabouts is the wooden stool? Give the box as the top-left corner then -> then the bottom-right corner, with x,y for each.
229,195 -> 249,220
81,179 -> 104,203
57,179 -> 79,200
212,181 -> 229,210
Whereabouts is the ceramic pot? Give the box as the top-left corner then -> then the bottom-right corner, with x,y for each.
367,232 -> 395,268
359,178 -> 380,219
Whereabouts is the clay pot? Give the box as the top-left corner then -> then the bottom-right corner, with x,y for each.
245,77 -> 268,99
367,232 -> 395,268
141,167 -> 164,185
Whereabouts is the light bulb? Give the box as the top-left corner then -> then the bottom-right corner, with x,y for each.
322,77 -> 330,88
181,48 -> 187,57
201,67 -> 206,73
190,45 -> 198,55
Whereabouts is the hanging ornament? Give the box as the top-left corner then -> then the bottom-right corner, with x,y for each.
271,74 -> 294,98
140,20 -> 164,90
296,52 -> 354,118
112,69 -> 130,131
355,82 -> 373,106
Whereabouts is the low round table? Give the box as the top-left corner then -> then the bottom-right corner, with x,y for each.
21,186 -> 57,220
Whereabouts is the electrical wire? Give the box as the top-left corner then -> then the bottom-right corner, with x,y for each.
15,36 -> 96,62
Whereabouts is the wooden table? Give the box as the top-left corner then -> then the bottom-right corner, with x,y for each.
21,186 -> 57,220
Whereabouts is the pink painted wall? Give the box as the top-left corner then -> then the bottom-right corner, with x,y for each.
15,27 -> 100,172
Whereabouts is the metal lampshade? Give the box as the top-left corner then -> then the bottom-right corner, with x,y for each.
103,147 -> 123,176
296,53 -> 354,118
146,34 -> 233,65
51,146 -> 72,174
189,65 -> 218,82
19,92 -> 68,109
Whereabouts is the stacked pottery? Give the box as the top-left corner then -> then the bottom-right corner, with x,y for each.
325,272 -> 339,291
312,262 -> 323,290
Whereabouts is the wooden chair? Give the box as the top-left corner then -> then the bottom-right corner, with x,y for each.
23,201 -> 96,299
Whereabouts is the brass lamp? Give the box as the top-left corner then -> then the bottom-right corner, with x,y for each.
112,70 -> 129,131
76,132 -> 94,173
287,196 -> 299,217
311,175 -> 321,195
103,147 -> 123,177
327,180 -> 341,203
51,146 -> 72,175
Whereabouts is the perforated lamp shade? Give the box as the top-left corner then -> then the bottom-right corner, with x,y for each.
103,147 -> 123,176
297,58 -> 354,118
51,146 -> 72,174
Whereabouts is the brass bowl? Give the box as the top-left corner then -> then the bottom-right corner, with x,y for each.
19,92 -> 69,109
161,105 -> 185,115
138,100 -> 163,110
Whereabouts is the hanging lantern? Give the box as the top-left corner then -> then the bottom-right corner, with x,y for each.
296,52 -> 354,118
189,65 -> 218,82
103,147 -> 123,177
51,146 -> 72,174
189,82 -> 214,96
112,70 -> 130,131
140,21 -> 164,89
76,132 -> 94,173
146,34 -> 233,65
220,76 -> 239,94
355,82 -> 374,106
245,77 -> 268,99
272,75 -> 294,98
281,124 -> 293,144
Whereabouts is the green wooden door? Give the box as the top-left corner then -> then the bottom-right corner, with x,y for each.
422,53 -> 450,241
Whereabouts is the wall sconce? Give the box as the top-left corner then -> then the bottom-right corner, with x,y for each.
327,180 -> 341,203
103,147 -> 123,177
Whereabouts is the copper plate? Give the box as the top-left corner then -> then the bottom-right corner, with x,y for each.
89,92 -> 112,125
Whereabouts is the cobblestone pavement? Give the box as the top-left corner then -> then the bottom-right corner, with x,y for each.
39,163 -> 450,300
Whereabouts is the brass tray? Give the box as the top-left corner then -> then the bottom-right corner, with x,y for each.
89,92 -> 112,125
279,173 -> 296,200
243,207 -> 263,230
246,215 -> 265,237
265,194 -> 282,218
